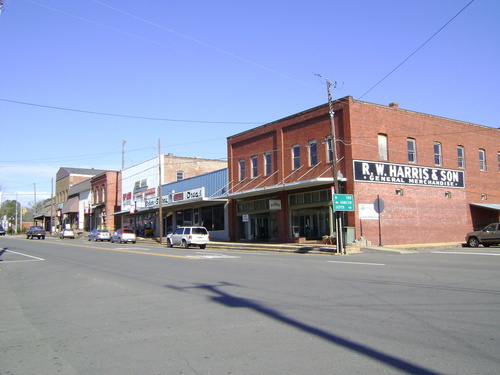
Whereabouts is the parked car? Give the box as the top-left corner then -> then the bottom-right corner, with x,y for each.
0,225 -> 6,236
26,225 -> 46,240
167,226 -> 209,249
88,229 -> 111,242
110,228 -> 136,244
60,228 -> 75,239
466,223 -> 500,247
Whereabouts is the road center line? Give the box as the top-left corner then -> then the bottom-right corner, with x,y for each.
327,261 -> 385,266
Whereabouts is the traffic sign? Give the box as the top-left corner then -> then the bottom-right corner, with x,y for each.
333,194 -> 354,211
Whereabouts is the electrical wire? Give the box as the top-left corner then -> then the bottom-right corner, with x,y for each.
358,0 -> 477,100
0,98 -> 263,125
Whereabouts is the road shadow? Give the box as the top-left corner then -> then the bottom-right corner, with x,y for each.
167,281 -> 442,375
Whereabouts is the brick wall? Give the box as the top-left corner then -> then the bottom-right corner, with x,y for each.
227,96 -> 499,245
163,153 -> 227,183
347,100 -> 500,245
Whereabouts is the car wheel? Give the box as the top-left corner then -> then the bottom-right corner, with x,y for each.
132,241 -> 136,244
199,244 -> 206,249
468,237 -> 479,247
167,239 -> 173,248
88,237 -> 91,241
41,236 -> 45,240
182,240 -> 189,249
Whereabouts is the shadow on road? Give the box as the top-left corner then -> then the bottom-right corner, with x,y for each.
167,281 -> 442,375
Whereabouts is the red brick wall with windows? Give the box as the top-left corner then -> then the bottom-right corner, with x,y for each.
227,96 -> 500,245
346,100 -> 500,245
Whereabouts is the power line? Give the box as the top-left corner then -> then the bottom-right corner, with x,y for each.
358,0 -> 477,99
0,98 -> 263,125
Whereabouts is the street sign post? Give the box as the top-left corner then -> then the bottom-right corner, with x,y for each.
374,195 -> 385,246
333,194 -> 354,211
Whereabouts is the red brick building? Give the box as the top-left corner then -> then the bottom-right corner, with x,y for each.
90,171 -> 121,231
226,96 -> 499,245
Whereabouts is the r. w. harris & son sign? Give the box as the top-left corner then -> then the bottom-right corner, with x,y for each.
353,160 -> 465,188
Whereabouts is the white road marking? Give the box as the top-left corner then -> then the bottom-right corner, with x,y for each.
2,250 -> 45,261
433,251 -> 500,256
191,252 -> 240,259
115,247 -> 150,251
327,261 -> 385,266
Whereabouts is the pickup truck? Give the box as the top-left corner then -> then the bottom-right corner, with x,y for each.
26,225 -> 46,240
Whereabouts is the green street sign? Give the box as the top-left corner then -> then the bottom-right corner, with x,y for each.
333,194 -> 354,211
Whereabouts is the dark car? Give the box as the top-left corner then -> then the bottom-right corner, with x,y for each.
26,225 -> 46,240
466,223 -> 500,247
0,225 -> 6,236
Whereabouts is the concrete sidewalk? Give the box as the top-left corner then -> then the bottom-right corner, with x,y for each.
135,236 -> 464,255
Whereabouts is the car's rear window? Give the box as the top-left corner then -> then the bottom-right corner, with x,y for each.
193,228 -> 208,235
97,230 -> 109,233
123,229 -> 135,234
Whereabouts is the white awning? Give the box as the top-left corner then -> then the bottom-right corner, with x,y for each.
470,203 -> 500,211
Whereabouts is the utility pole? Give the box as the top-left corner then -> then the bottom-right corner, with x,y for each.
122,140 -> 126,170
34,183 -> 37,220
50,178 -> 54,234
158,138 -> 163,245
15,192 -> 18,233
325,78 -> 345,254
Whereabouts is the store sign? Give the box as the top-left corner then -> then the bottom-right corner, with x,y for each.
145,196 -> 169,208
173,187 -> 205,202
359,204 -> 379,220
353,160 -> 465,188
133,178 -> 149,192
269,199 -> 281,210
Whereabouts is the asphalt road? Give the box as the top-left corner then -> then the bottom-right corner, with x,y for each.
1,236 -> 499,375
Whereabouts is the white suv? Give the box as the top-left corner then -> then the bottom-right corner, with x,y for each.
167,226 -> 209,249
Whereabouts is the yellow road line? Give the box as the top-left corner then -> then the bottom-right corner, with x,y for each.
10,237 -> 199,259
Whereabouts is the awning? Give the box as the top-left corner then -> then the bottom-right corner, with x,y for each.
62,196 -> 79,214
223,177 -> 336,200
470,203 -> 500,211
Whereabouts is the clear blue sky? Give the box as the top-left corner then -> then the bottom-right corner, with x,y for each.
0,0 -> 498,206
